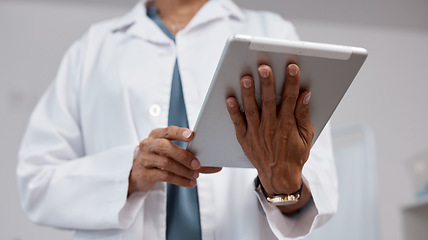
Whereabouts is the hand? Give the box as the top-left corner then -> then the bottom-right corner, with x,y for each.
128,126 -> 222,195
226,64 -> 314,196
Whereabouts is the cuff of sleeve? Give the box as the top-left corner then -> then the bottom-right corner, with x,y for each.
255,177 -> 320,239
116,146 -> 149,229
95,145 -> 147,229
117,191 -> 149,228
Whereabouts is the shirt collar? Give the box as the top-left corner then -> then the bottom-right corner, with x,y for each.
111,0 -> 245,41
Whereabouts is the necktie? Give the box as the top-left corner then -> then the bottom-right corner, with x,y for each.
147,7 -> 202,240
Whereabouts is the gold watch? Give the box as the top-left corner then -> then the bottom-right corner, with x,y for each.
255,176 -> 303,206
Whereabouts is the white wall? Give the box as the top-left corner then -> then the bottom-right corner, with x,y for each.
1,0 -> 427,239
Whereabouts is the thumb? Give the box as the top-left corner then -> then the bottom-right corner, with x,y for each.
295,91 -> 314,145
199,167 -> 223,174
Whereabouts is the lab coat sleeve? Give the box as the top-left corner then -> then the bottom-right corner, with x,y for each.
16,35 -> 148,230
255,124 -> 338,239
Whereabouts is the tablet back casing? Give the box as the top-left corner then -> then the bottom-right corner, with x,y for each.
187,35 -> 367,168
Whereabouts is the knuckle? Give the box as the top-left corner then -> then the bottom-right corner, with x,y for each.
149,128 -> 161,138
279,120 -> 294,138
140,154 -> 154,168
142,158 -> 151,168
281,117 -> 295,128
159,171 -> 172,182
262,97 -> 276,108
232,119 -> 245,130
139,139 -> 149,151
164,126 -> 174,139
155,139 -> 170,153
263,127 -> 276,138
284,96 -> 297,105
159,157 -> 172,168
244,106 -> 259,117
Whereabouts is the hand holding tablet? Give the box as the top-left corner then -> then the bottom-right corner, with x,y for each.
226,63 -> 313,196
187,34 -> 368,168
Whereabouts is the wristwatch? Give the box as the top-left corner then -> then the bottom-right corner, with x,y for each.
255,176 -> 303,206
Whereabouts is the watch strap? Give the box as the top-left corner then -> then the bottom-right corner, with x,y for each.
255,176 -> 303,205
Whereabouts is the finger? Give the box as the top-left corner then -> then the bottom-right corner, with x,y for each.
258,65 -> 277,138
149,126 -> 193,142
199,167 -> 223,174
148,168 -> 197,188
143,154 -> 199,180
279,64 -> 300,118
241,75 -> 260,129
295,91 -> 315,145
148,138 -> 201,170
226,97 -> 247,143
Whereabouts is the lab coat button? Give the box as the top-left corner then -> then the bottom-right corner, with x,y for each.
149,104 -> 161,117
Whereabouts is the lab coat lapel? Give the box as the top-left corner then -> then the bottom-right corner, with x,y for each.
112,0 -> 172,45
180,0 -> 245,35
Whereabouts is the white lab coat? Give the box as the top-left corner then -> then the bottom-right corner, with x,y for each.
17,0 -> 338,239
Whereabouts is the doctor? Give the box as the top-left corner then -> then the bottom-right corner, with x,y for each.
17,0 -> 338,239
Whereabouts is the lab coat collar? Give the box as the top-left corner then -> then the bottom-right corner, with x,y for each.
111,0 -> 245,43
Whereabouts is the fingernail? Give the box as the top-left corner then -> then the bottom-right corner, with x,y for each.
258,66 -> 270,78
183,130 -> 192,139
242,78 -> 252,88
190,180 -> 197,186
226,99 -> 235,108
193,171 -> 199,179
303,92 -> 311,105
191,159 -> 201,169
289,64 -> 298,77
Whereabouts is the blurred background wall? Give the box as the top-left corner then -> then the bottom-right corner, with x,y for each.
1,0 -> 427,239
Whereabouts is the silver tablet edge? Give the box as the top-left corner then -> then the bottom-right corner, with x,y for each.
250,38 -> 352,60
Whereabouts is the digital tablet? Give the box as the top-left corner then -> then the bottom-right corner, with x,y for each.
187,34 -> 368,168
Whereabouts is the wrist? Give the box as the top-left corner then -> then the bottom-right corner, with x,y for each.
257,172 -> 302,195
257,176 -> 303,196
